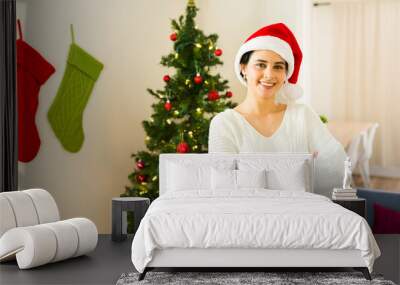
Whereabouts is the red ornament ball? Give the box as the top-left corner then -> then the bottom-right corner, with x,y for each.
136,160 -> 145,169
170,32 -> 177,41
176,142 -> 190,153
164,100 -> 172,111
225,91 -> 233,98
137,174 -> 147,183
163,75 -> 170,82
214,48 -> 223,56
193,73 -> 203,84
208,90 -> 220,101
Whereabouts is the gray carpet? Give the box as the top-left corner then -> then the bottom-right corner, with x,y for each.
117,271 -> 396,285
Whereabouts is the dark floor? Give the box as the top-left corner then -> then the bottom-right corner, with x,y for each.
0,235 -> 134,285
1,234 -> 398,285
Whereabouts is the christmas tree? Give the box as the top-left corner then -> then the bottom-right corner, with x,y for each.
122,0 -> 236,201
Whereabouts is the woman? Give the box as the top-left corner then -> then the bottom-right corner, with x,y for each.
208,23 -> 347,197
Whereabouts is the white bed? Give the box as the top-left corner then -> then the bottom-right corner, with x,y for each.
131,153 -> 380,280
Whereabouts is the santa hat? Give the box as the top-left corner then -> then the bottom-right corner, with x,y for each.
234,23 -> 303,103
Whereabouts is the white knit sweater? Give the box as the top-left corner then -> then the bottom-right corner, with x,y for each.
208,103 -> 347,197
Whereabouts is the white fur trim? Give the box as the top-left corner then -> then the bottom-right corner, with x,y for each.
234,36 -> 294,86
274,82 -> 303,104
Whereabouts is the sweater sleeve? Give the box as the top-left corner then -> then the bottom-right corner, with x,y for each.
208,113 -> 238,153
303,105 -> 347,197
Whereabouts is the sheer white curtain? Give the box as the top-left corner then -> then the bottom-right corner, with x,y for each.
312,0 -> 400,171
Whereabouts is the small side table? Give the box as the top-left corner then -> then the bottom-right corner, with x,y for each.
332,198 -> 366,218
112,197 -> 150,242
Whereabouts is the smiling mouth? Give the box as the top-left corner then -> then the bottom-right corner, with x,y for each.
259,81 -> 276,88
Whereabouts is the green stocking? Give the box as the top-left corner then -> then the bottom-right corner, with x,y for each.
48,25 -> 104,152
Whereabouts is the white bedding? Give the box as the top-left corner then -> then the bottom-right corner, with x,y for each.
131,190 -> 380,273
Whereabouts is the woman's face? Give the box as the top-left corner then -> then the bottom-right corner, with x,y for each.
241,50 -> 287,100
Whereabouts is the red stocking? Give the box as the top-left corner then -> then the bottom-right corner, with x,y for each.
17,20 -> 55,162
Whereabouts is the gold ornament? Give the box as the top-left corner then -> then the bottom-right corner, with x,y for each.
174,53 -> 179,59
195,43 -> 202,48
152,176 -> 158,181
150,118 -> 154,122
193,145 -> 198,150
173,110 -> 179,116
204,80 -> 209,85
185,79 -> 190,85
188,0 -> 195,7
209,44 -> 213,50
166,119 -> 172,125
188,131 -> 193,138
145,136 -> 150,141
196,108 -> 202,114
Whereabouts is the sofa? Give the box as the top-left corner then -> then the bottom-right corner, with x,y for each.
357,187 -> 400,284
357,188 -> 400,233
0,189 -> 98,269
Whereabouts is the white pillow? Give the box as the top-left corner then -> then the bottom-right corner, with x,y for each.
166,158 -> 236,192
167,162 -> 210,191
266,162 -> 307,191
211,168 -> 236,190
236,169 -> 267,188
211,168 -> 267,190
237,158 -> 310,192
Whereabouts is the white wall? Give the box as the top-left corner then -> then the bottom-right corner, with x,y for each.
310,2 -> 335,118
263,0 -> 312,104
17,0 -> 311,233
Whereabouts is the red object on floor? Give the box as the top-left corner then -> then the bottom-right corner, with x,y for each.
17,20 -> 55,162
